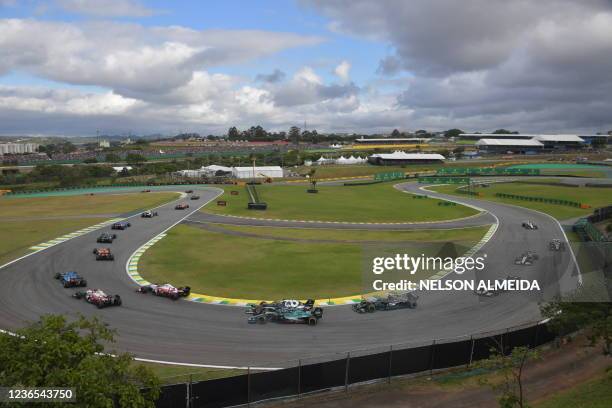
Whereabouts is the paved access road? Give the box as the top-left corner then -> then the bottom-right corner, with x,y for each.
0,183 -> 580,367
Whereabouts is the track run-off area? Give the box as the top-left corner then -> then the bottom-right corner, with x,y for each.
0,180 -> 583,368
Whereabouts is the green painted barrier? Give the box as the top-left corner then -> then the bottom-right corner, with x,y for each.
436,167 -> 540,176
374,171 -> 405,181
418,177 -> 470,184
495,192 -> 583,208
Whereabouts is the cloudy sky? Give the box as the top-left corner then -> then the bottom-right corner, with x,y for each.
1,0 -> 612,136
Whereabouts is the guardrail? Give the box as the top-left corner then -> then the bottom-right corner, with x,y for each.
494,192 -> 588,208
154,320 -> 557,408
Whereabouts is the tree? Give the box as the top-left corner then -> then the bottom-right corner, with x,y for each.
288,126 -> 301,144
541,283 -> 612,355
415,129 -> 428,135
493,129 -> 518,134
477,345 -> 540,408
105,153 -> 121,163
391,129 -> 401,138
0,315 -> 160,407
444,129 -> 464,138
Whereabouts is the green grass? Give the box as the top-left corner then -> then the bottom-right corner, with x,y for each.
534,373 -> 612,408
429,182 -> 612,220
0,192 -> 180,218
0,218 -> 105,265
140,223 -> 485,299
294,165 -> 425,179
0,192 -> 180,265
137,362 -> 244,384
216,224 -> 491,242
205,183 -> 478,223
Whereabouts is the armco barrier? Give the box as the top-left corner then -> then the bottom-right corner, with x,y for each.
155,321 -> 558,408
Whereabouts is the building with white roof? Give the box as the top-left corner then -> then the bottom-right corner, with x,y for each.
476,138 -> 544,154
368,151 -> 445,165
232,166 -> 284,179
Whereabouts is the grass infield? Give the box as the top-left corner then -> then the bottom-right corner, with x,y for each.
0,192 -> 180,265
204,183 -> 479,223
140,223 -> 488,300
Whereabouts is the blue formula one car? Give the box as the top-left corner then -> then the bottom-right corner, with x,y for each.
54,271 -> 87,288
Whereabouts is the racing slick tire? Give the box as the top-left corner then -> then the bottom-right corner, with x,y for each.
96,302 -> 104,309
114,295 -> 122,306
81,280 -> 87,287
367,304 -> 376,313
307,317 -> 318,326
313,307 -> 323,318
54,272 -> 61,279
63,281 -> 70,288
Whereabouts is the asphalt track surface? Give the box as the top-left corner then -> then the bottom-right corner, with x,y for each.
0,182 -> 582,367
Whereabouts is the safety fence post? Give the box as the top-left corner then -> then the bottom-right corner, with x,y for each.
429,340 -> 436,376
468,336 -> 475,367
388,345 -> 393,384
344,352 -> 350,393
247,366 -> 251,407
298,359 -> 302,398
187,375 -> 192,408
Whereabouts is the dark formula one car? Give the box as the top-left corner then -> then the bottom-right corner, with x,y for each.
514,251 -> 538,265
190,195 -> 200,200
522,220 -> 538,230
93,248 -> 115,261
175,203 -> 190,210
111,221 -> 131,230
73,289 -> 121,308
96,233 -> 117,243
54,271 -> 87,288
247,299 -> 323,325
352,292 -> 418,313
185,190 -> 194,193
549,239 -> 566,251
136,283 -> 190,300
141,210 -> 158,218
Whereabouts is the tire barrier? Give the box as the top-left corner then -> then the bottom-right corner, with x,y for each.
494,192 -> 588,208
154,321 -> 557,408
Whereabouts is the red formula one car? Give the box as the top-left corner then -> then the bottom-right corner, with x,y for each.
93,248 -> 115,260
175,203 -> 190,210
136,283 -> 191,300
73,289 -> 122,308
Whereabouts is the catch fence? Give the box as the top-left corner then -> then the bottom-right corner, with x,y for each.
154,320 -> 556,408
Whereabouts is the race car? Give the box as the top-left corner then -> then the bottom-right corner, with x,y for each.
54,271 -> 87,288
246,299 -> 323,325
185,190 -> 194,193
93,248 -> 115,261
521,220 -> 538,230
96,233 -> 117,243
111,221 -> 131,230
190,195 -> 200,200
248,306 -> 323,325
73,289 -> 121,308
141,210 -> 158,218
549,239 -> 566,251
141,189 -> 151,193
136,283 -> 190,300
514,251 -> 538,265
175,203 -> 190,210
352,292 -> 418,313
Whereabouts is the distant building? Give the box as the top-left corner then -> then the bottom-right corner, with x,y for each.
368,151 -> 445,165
232,166 -> 284,179
476,139 -> 544,154
0,142 -> 39,155
99,140 -> 110,148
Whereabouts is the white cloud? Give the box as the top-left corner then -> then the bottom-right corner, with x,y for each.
334,60 -> 351,82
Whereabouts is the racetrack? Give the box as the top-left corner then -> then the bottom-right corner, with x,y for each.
0,182 -> 581,367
